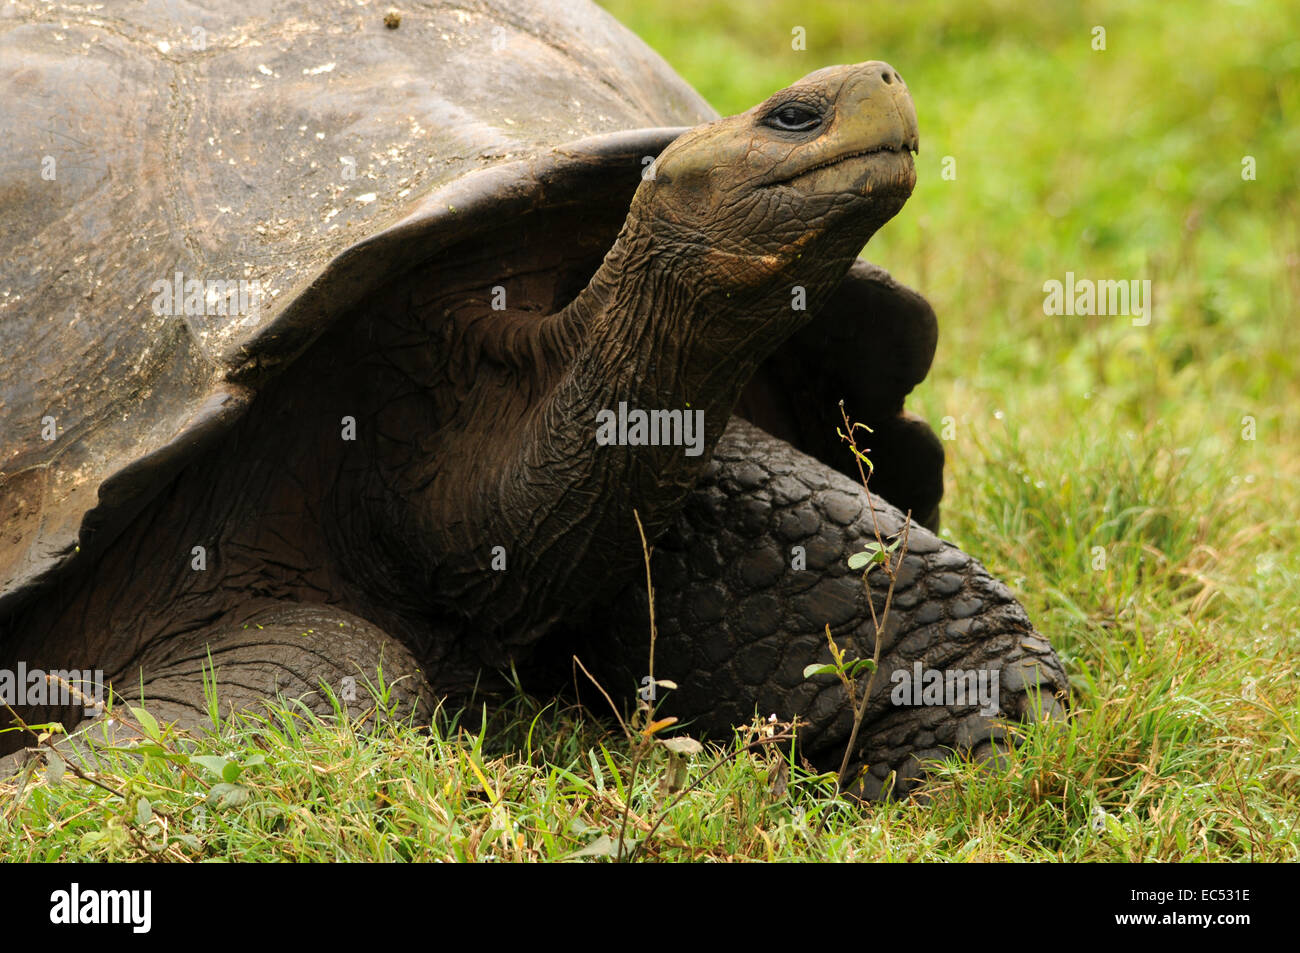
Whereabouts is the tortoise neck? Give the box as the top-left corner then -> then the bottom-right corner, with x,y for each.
553,213 -> 802,412
441,213 -> 817,638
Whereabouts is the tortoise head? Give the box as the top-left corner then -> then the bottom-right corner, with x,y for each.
632,61 -> 919,294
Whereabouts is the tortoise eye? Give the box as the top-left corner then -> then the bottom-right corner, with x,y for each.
764,103 -> 821,132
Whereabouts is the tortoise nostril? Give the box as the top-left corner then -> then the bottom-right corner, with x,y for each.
881,71 -> 893,84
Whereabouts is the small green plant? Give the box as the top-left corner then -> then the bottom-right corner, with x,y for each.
801,402 -> 913,795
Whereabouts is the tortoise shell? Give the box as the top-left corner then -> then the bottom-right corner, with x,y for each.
0,0 -> 715,613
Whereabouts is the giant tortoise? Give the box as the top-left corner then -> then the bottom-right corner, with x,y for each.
0,0 -> 1067,797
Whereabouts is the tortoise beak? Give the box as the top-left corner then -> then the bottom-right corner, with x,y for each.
837,62 -> 919,158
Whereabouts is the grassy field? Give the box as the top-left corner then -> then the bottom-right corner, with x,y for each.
3,0 -> 1297,860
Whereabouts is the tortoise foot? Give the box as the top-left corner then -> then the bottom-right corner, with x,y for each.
579,418 -> 1069,799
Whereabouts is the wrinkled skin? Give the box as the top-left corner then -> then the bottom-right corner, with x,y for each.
0,63 -> 1067,793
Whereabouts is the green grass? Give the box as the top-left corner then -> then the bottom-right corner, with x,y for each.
3,0 -> 1297,860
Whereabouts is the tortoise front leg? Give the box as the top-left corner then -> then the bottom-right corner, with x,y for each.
579,418 -> 1067,799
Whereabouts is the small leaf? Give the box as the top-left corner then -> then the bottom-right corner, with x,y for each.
44,751 -> 66,786
191,755 -> 232,779
803,663 -> 839,679
641,716 -> 678,737
135,797 -> 152,827
848,658 -> 878,677
654,679 -> 678,691
767,758 -> 790,799
129,707 -> 161,742
824,625 -> 843,661
221,761 -> 243,783
571,833 -> 633,859
847,552 -> 872,570
847,446 -> 874,472
207,782 -> 250,810
660,736 -> 703,755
